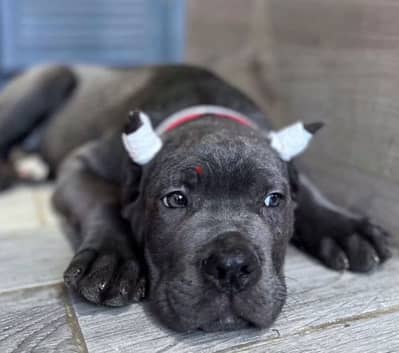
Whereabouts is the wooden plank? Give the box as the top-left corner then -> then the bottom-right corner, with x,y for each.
70,248 -> 399,353
0,228 -> 73,293
0,184 -> 57,231
32,185 -> 59,228
220,310 -> 399,353
0,285 -> 82,353
0,187 -> 41,231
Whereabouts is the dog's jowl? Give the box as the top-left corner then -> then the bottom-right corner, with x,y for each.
0,65 -> 391,332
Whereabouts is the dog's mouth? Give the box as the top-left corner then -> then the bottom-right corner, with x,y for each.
150,271 -> 287,332
155,285 -> 262,332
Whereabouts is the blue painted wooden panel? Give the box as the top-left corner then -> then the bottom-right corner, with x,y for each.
0,0 -> 185,72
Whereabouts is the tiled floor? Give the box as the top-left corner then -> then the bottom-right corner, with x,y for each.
0,185 -> 398,353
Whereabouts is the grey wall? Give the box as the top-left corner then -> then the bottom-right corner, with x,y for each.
186,0 -> 399,244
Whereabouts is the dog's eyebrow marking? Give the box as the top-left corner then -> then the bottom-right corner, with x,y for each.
195,165 -> 204,176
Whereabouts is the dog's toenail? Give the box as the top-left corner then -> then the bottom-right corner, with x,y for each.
120,286 -> 128,296
73,268 -> 82,276
137,283 -> 146,299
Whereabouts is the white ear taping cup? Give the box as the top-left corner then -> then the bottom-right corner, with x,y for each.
122,112 -> 163,165
268,122 -> 313,161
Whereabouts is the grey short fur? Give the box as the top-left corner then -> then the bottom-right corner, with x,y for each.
0,65 -> 391,332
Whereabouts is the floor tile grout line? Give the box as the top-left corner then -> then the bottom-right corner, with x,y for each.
32,188 -> 48,226
61,286 -> 90,353
0,280 -> 89,352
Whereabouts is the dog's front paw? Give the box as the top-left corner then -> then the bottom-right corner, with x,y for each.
295,218 -> 392,273
64,249 -> 146,306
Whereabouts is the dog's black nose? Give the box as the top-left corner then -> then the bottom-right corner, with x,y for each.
201,232 -> 261,294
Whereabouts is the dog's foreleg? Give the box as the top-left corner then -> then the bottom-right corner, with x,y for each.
0,65 -> 76,190
291,170 -> 391,272
0,65 -> 76,157
53,144 -> 145,306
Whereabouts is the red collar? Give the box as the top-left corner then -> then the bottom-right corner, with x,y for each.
155,105 -> 257,135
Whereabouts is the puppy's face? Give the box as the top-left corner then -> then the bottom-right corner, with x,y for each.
130,125 -> 295,332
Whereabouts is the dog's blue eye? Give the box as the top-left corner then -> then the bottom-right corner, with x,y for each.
162,191 -> 188,208
264,193 -> 284,208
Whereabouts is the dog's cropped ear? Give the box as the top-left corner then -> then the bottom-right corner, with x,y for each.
122,110 -> 163,165
268,121 -> 324,161
121,110 -> 163,243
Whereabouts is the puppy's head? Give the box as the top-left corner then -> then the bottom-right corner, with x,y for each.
123,117 -> 319,332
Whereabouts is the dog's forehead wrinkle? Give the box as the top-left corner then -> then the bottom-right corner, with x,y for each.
182,209 -> 272,248
150,126 -> 288,192
157,149 -> 286,193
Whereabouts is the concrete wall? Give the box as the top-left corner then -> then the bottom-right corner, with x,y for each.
186,0 -> 399,244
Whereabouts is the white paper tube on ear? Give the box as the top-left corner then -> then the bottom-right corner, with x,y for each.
122,112 -> 163,165
268,122 -> 313,161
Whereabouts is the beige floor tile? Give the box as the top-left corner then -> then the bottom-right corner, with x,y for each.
70,249 -> 399,353
0,228 -> 73,293
0,187 -> 41,231
0,285 -> 82,353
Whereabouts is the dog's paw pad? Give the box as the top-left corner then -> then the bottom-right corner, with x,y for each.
133,277 -> 146,301
356,219 -> 392,262
64,249 -> 97,288
317,218 -> 392,273
76,253 -> 119,303
318,237 -> 349,271
339,234 -> 380,272
102,260 -> 145,307
64,249 -> 144,306
97,280 -> 107,291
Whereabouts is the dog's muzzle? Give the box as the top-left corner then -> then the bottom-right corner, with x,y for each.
200,231 -> 262,294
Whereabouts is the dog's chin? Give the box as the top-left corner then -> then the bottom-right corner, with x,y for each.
149,269 -> 287,332
198,314 -> 253,332
150,286 -> 283,333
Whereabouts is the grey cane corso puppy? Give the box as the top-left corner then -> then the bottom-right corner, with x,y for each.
0,65 -> 391,332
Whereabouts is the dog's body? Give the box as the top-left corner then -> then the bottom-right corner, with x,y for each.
0,65 -> 391,332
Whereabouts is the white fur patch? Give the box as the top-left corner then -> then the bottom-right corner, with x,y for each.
15,155 -> 49,181
122,111 -> 313,165
268,122 -> 313,161
122,112 -> 163,165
